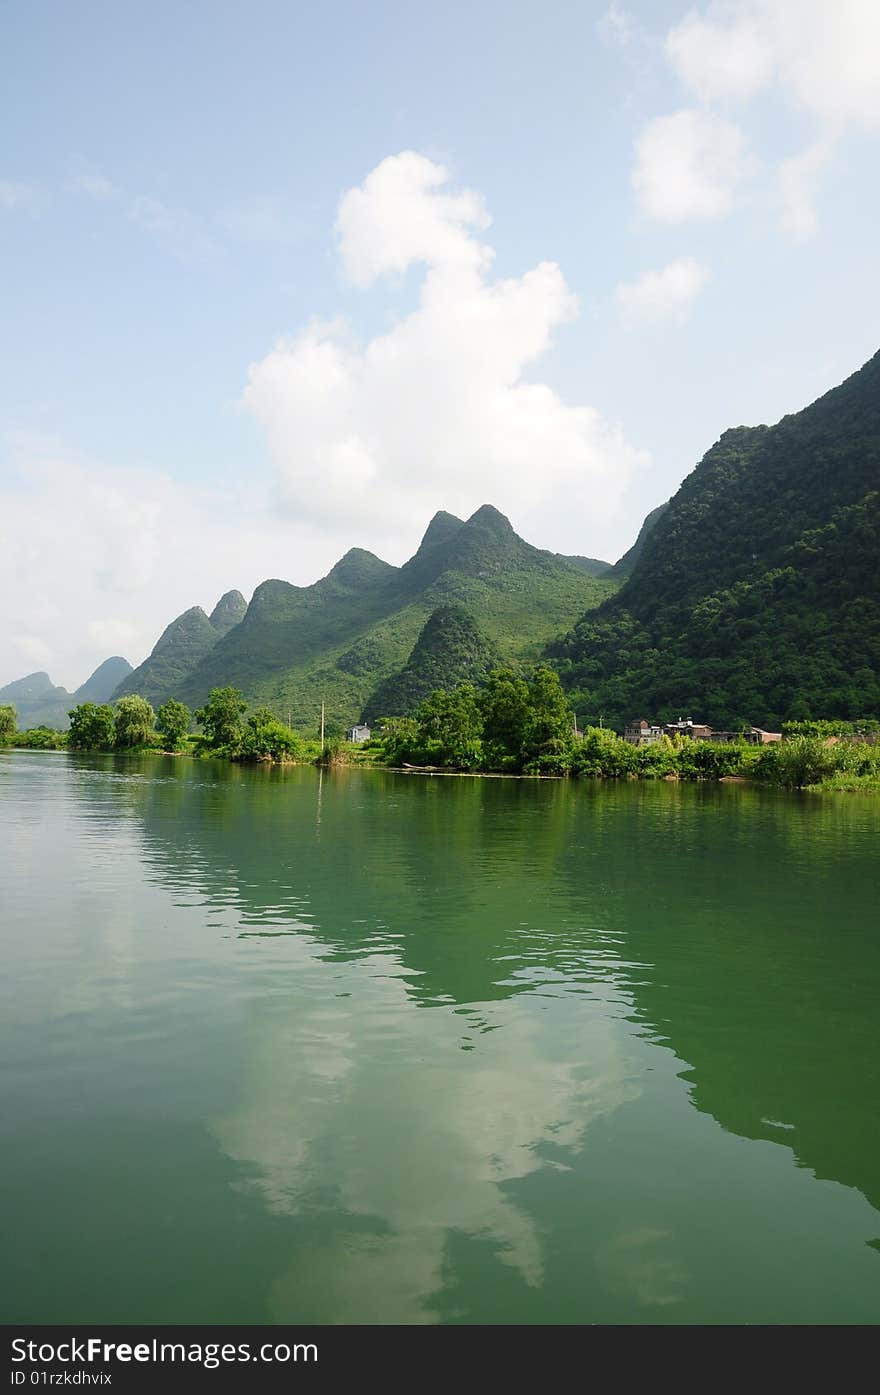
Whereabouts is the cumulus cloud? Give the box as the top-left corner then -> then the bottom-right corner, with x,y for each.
335,150 -> 492,286
632,109 -> 755,222
616,257 -> 710,322
2,155 -> 649,685
667,1 -> 880,128
665,5 -> 775,103
243,152 -> 646,547
657,2 -> 880,236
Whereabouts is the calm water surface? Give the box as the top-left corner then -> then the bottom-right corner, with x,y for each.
1,750 -> 879,1324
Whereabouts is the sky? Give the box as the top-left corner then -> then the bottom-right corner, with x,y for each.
2,0 -> 879,688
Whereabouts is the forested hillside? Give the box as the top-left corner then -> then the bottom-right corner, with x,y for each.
170,506 -> 617,732
552,349 -> 880,727
113,591 -> 247,706
363,605 -> 499,722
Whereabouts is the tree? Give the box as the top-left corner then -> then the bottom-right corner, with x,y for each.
0,705 -> 15,743
195,686 -> 247,749
415,684 -> 483,768
114,695 -> 155,749
524,666 -> 574,764
479,671 -> 531,768
156,699 -> 191,751
68,703 -> 116,750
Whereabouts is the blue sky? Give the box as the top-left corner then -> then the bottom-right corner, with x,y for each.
2,0 -> 879,686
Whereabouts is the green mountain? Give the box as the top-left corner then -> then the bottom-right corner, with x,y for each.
113,590 -> 246,706
208,590 -> 249,636
0,656 -> 133,730
608,501 -> 669,576
556,554 -> 612,577
363,604 -> 499,722
0,672 -> 63,706
552,349 -> 880,728
168,505 -> 617,732
73,656 -> 134,703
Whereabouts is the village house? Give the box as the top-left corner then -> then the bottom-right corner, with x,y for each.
346,723 -> 371,743
623,720 -> 664,746
624,717 -> 783,745
664,717 -> 714,739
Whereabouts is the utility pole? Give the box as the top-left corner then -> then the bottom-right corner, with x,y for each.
320,700 -> 325,748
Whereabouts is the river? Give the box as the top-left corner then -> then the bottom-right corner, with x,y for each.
2,750 -> 879,1323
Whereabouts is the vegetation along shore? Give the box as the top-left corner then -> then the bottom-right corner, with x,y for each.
3,672 -> 879,793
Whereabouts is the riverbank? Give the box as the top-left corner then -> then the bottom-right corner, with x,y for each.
7,733 -> 880,793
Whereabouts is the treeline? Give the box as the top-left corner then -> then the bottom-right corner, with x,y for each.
3,688 -> 315,762
7,679 -> 880,789
374,668 -> 880,788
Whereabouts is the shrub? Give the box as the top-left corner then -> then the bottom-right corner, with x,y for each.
752,736 -> 836,788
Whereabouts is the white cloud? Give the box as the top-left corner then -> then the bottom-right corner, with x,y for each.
335,150 -> 492,287
0,180 -> 39,211
667,2 -> 880,129
2,155 -> 650,687
243,152 -> 646,548
660,2 -> 880,236
778,135 -> 836,240
67,172 -> 117,201
632,109 -> 755,222
616,257 -> 710,322
666,5 -> 774,102
0,434 -> 343,690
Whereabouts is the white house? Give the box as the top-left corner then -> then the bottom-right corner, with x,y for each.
346,724 -> 371,743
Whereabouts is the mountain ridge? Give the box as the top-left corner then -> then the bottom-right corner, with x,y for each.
552,347 -> 880,727
0,656 -> 133,730
167,504 -> 617,731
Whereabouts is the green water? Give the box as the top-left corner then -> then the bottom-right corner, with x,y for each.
1,751 -> 879,1325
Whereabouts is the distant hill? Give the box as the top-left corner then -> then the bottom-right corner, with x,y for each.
556,554 -> 612,577
0,672 -> 64,706
73,656 -> 133,704
0,656 -> 133,730
363,604 -> 499,722
552,349 -> 880,728
113,590 -> 247,706
159,505 -> 618,732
